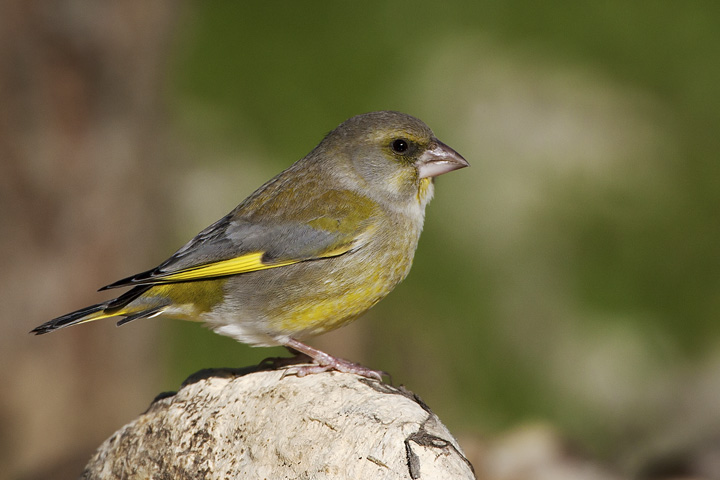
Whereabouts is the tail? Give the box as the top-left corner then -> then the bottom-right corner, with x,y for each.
31,285 -> 160,335
31,302 -> 115,335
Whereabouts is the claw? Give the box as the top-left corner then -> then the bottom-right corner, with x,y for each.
273,338 -> 386,381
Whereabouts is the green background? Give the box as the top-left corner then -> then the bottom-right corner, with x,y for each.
162,0 -> 720,469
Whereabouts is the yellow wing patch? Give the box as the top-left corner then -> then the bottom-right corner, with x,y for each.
156,245 -> 353,283
158,252 -> 296,281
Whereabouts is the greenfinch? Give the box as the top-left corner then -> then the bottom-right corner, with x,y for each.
32,111 -> 468,380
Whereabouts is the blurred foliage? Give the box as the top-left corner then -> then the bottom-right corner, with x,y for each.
161,0 -> 720,463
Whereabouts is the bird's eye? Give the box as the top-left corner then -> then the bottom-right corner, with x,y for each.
391,138 -> 410,154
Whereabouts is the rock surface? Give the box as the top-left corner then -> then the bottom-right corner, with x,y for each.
82,367 -> 475,479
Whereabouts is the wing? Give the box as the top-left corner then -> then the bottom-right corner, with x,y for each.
102,188 -> 379,289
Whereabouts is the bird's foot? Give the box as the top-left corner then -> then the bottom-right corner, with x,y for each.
286,358 -> 386,381
278,338 -> 387,381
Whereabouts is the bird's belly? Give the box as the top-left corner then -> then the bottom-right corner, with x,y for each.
268,255 -> 406,337
210,244 -> 414,344
270,274 -> 389,337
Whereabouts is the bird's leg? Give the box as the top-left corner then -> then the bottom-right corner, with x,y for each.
278,338 -> 386,381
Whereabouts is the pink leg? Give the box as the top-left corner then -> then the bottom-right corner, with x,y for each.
279,338 -> 385,381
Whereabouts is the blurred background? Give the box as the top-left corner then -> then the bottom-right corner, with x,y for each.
2,1 -> 719,479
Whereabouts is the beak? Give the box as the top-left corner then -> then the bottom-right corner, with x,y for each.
416,139 -> 469,179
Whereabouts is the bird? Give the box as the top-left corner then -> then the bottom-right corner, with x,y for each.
32,111 -> 468,380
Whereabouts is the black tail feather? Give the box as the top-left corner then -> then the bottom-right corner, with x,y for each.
106,285 -> 153,311
31,303 -> 108,335
33,285 -> 160,336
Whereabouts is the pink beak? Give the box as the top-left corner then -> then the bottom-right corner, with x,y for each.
416,139 -> 469,179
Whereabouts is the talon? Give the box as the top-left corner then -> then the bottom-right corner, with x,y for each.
275,338 -> 386,381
